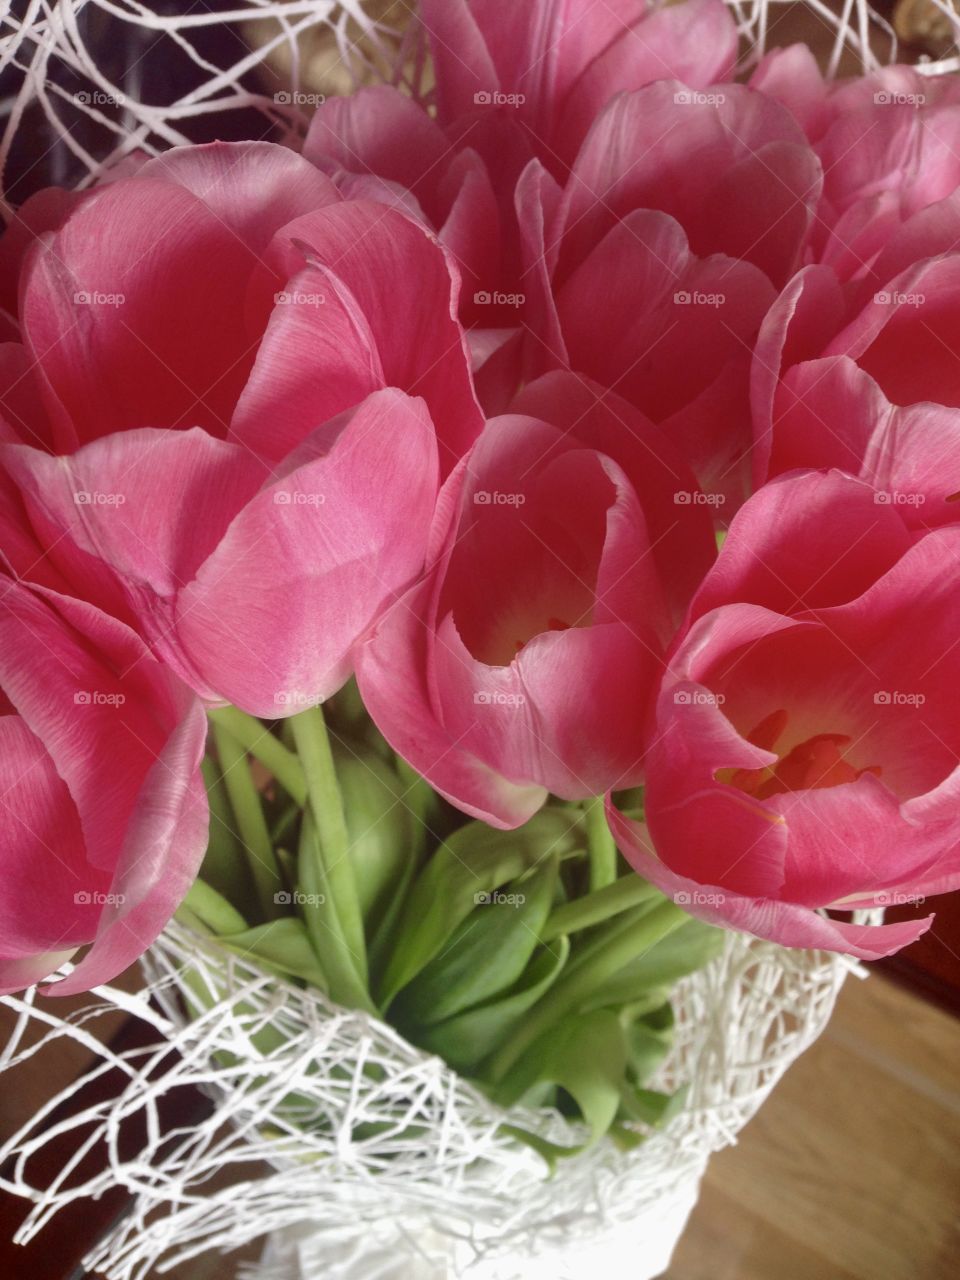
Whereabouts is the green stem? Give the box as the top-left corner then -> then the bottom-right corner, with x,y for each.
208,706 -> 306,804
542,873 -> 661,942
290,705 -> 368,987
211,723 -> 285,920
487,900 -> 688,1082
298,814 -> 376,1013
585,796 -> 618,892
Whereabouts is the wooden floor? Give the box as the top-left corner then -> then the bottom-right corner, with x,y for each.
668,976 -> 960,1280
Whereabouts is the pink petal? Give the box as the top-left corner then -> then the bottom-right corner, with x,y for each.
177,390 -> 440,716
236,201 -> 483,472
511,371 -> 716,621
356,581 -> 547,829
607,802 -> 933,960
688,469 -> 914,622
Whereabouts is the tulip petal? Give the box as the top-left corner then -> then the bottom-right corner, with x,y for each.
607,801 -> 933,960
177,390 -> 440,716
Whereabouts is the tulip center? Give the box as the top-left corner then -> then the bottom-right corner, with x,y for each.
719,709 -> 881,800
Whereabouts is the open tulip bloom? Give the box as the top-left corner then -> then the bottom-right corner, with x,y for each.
3,0 -> 960,1149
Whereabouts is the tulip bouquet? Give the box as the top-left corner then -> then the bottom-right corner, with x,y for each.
4,0 -> 960,1275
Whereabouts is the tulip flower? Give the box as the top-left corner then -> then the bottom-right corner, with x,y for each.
753,255 -> 960,527
0,141 -> 475,714
421,0 -> 737,173
517,81 -> 821,500
0,577 -> 208,995
752,46 -> 960,279
609,470 -> 960,959
356,377 -> 716,827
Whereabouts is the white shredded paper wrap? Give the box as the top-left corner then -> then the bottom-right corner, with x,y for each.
0,919 -> 871,1280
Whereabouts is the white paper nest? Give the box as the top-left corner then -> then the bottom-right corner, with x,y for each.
0,919 -> 870,1280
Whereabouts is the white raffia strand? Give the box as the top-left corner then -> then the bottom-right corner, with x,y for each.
0,917 -> 873,1280
0,0 -> 416,208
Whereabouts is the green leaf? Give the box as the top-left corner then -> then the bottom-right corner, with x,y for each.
413,936 -> 570,1074
396,857 -> 558,1027
623,1001 -> 675,1086
494,1010 -> 628,1149
333,747 -> 416,938
218,919 -> 329,991
378,809 -> 583,1008
297,814 -> 375,1013
580,918 -> 724,1012
178,878 -> 249,937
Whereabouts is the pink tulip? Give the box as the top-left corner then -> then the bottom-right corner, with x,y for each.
0,576 -> 208,995
752,48 -> 960,279
609,470 -> 960,959
0,141 -> 473,714
518,81 -> 821,501
421,0 -> 737,173
753,254 -> 960,527
356,374 -> 716,827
